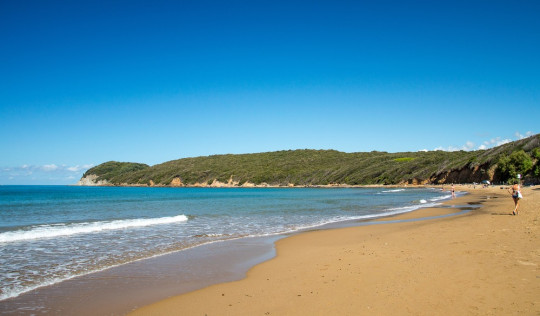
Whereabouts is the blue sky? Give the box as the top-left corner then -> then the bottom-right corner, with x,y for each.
1,0 -> 539,184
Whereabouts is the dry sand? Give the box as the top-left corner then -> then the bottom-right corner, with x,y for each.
130,185 -> 540,315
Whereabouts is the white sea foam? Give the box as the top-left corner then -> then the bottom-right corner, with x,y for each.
382,200 -> 442,216
382,189 -> 405,193
0,215 -> 188,243
0,274 -> 74,301
419,199 -> 427,204
429,194 -> 452,202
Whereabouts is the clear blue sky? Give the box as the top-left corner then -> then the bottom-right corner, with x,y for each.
1,1 -> 539,184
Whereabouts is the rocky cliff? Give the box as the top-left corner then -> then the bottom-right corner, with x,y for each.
76,174 -> 111,186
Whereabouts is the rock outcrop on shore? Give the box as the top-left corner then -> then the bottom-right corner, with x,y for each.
76,175 -> 292,188
76,174 -> 110,186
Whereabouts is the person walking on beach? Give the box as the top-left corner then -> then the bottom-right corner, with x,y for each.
451,184 -> 456,198
508,183 -> 522,215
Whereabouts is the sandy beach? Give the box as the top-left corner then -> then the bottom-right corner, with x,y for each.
130,185 -> 539,315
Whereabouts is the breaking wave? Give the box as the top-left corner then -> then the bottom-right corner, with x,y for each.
0,215 -> 188,243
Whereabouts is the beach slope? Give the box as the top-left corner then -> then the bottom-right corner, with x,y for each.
130,186 -> 539,315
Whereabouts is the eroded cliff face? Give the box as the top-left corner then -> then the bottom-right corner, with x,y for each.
75,174 -> 110,186
430,163 -> 495,184
401,178 -> 430,185
169,177 -> 183,187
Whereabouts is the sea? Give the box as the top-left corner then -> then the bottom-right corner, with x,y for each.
0,185 -> 453,303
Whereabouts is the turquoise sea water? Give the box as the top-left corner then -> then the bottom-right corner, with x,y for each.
0,185 -> 453,301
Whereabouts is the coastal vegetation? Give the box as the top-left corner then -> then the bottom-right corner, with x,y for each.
495,150 -> 533,183
84,161 -> 149,181
81,135 -> 540,186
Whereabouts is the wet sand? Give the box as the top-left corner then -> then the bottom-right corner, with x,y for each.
130,185 -> 540,315
0,235 -> 281,315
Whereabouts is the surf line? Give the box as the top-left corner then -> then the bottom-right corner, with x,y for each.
359,207 -> 477,227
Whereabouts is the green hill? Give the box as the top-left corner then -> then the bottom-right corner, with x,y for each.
81,134 -> 540,186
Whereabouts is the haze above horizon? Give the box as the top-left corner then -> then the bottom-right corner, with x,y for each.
1,1 -> 539,184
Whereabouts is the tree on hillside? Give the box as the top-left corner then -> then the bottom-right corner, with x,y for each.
532,148 -> 540,178
496,150 -> 533,182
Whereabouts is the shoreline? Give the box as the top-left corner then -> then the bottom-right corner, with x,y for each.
2,187 -> 467,315
2,186 -> 537,315
130,185 -> 539,315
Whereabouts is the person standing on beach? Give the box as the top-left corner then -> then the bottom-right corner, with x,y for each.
451,184 -> 456,198
508,183 -> 522,215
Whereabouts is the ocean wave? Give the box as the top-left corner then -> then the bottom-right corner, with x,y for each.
193,233 -> 230,238
429,194 -> 452,202
0,215 -> 188,243
383,200 -> 441,214
381,189 -> 405,193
